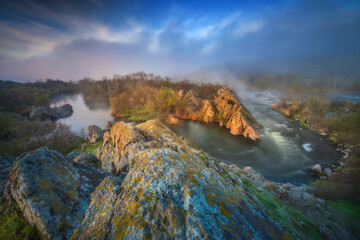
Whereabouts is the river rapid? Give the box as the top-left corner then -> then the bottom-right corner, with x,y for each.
52,90 -> 357,185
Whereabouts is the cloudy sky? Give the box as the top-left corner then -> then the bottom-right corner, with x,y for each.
0,0 -> 359,81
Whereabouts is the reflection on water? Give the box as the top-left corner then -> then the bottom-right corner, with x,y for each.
170,90 -> 342,185
51,94 -> 114,133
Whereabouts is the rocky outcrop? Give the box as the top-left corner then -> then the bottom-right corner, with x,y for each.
0,154 -> 15,198
176,87 -> 261,140
77,120 -> 288,239
86,125 -> 103,143
29,104 -> 73,121
10,147 -> 109,239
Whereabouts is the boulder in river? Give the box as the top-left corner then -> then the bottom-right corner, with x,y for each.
29,104 -> 73,121
86,125 -> 103,143
311,164 -> 323,175
10,147 -> 109,239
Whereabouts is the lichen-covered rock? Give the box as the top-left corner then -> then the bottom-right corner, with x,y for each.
73,153 -> 99,168
86,125 -> 103,143
10,147 -> 109,240
0,154 -> 15,198
66,152 -> 82,161
29,104 -> 73,121
75,120 -> 289,239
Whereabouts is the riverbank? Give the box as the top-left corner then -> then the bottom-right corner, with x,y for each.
273,95 -> 360,231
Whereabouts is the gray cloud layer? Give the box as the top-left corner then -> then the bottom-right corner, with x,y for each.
0,0 -> 359,81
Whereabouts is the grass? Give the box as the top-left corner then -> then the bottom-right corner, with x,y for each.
299,120 -> 309,128
238,175 -> 320,239
254,192 -> 320,239
0,199 -> 39,240
328,200 -> 360,220
72,140 -> 103,156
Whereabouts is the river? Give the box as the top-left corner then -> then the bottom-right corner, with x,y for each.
52,91 -> 358,185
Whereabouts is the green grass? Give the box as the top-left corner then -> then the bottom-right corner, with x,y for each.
300,120 -> 309,128
72,140 -> 103,156
255,191 -> 320,239
237,175 -> 320,239
197,154 -> 209,167
328,200 -> 360,220
0,200 -> 39,240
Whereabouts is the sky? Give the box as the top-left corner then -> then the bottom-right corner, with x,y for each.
0,0 -> 359,82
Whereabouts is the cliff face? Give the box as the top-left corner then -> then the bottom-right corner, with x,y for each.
83,120 -> 286,239
175,87 -> 261,140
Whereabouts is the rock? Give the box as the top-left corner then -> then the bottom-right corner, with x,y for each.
75,120 -> 287,239
73,153 -> 99,168
81,143 -> 87,150
324,168 -> 332,177
340,162 -> 346,167
29,104 -> 73,121
10,147 -> 109,239
174,87 -> 261,140
105,121 -> 113,128
0,154 -> 15,198
201,100 -> 216,122
66,152 -> 82,161
86,125 -> 103,143
272,102 -> 278,110
344,148 -> 352,153
165,114 -> 180,124
214,87 -> 261,140
311,164 -> 322,175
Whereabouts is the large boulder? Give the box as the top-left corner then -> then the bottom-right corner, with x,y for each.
10,147 -> 109,239
29,104 -> 73,121
86,125 -> 103,143
0,154 -> 15,198
76,120 -> 287,239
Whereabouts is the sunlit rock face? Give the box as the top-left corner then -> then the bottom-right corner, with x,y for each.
10,147 -> 109,240
176,87 -> 262,140
76,120 -> 287,239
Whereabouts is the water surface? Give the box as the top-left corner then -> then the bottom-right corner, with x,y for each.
170,90 -> 343,185
51,94 -> 114,133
